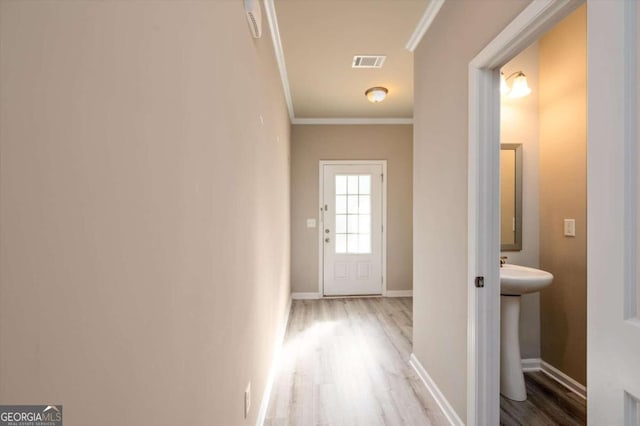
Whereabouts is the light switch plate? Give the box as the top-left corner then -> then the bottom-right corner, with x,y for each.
564,219 -> 576,237
306,219 -> 316,228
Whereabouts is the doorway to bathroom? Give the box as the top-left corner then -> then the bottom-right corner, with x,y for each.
497,5 -> 587,424
470,0 -> 640,424
466,0 -> 590,424
319,161 -> 387,296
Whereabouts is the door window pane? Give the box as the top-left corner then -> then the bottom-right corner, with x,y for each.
348,195 -> 359,214
336,195 -> 347,214
358,215 -> 370,234
336,175 -> 347,195
348,175 -> 359,193
347,234 -> 358,252
359,176 -> 371,194
347,215 -> 358,233
336,215 -> 347,233
334,174 -> 373,254
359,196 -> 371,214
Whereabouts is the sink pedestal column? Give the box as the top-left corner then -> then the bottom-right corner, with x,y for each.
500,295 -> 526,401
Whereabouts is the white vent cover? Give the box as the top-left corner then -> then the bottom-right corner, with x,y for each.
352,55 -> 386,69
244,0 -> 262,38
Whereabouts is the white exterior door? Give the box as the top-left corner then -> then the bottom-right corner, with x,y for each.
321,162 -> 384,296
588,1 -> 640,424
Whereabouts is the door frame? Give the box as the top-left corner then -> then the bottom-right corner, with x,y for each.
318,160 -> 387,297
467,0 -> 582,424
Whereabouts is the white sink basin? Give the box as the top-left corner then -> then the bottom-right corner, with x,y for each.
500,264 -> 553,295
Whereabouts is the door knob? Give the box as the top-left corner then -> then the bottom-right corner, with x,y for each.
325,237 -> 330,243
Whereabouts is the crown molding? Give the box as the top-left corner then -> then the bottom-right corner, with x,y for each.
405,0 -> 446,52
263,0 -> 295,121
291,118 -> 414,125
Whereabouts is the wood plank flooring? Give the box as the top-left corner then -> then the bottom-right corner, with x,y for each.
265,296 -> 586,425
265,297 -> 449,426
500,371 -> 586,425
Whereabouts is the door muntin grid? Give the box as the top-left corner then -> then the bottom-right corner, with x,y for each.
334,174 -> 371,254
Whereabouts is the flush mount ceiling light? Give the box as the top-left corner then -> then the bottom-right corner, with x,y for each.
500,71 -> 532,98
365,87 -> 388,103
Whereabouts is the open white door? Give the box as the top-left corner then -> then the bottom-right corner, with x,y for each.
320,162 -> 385,296
588,1 -> 640,424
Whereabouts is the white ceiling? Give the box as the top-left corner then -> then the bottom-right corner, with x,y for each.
270,0 -> 429,121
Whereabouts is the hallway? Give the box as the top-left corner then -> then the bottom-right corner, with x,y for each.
265,298 -> 448,425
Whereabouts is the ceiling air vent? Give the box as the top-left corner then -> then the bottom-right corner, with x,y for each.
352,55 -> 386,69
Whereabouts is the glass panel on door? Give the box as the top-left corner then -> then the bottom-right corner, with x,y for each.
335,174 -> 372,254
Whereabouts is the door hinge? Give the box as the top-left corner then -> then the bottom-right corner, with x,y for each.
475,276 -> 484,288
381,173 -> 384,182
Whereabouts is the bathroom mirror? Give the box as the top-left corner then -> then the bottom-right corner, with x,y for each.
501,144 -> 523,251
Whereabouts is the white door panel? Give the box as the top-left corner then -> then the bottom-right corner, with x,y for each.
588,1 -> 640,424
321,163 -> 383,296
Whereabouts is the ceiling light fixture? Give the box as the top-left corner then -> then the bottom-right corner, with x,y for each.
365,86 -> 388,103
500,71 -> 532,98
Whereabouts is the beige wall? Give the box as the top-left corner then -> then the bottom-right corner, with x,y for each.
290,125 -> 412,294
0,2 -> 290,425
539,4 -> 587,386
413,1 -> 530,421
501,42 -> 541,359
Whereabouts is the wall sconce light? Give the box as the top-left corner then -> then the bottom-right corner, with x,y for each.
500,71 -> 532,98
365,86 -> 388,103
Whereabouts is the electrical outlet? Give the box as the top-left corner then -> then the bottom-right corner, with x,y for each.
564,219 -> 576,237
244,382 -> 251,419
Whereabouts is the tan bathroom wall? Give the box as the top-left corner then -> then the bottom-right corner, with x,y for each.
290,124 -> 413,294
413,0 -> 531,421
0,2 -> 290,425
501,42 -> 541,359
539,4 -> 587,386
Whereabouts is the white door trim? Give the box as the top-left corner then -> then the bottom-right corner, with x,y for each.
318,160 -> 387,297
467,1 -> 582,424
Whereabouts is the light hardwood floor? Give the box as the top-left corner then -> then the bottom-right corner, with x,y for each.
265,297 -> 449,426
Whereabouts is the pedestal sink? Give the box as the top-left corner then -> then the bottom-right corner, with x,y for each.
500,264 -> 553,401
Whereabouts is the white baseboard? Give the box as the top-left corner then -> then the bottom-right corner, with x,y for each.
521,358 -> 542,372
385,290 -> 413,297
291,292 -> 321,300
520,358 -> 586,400
540,360 -> 587,399
256,296 -> 292,426
409,353 -> 464,426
